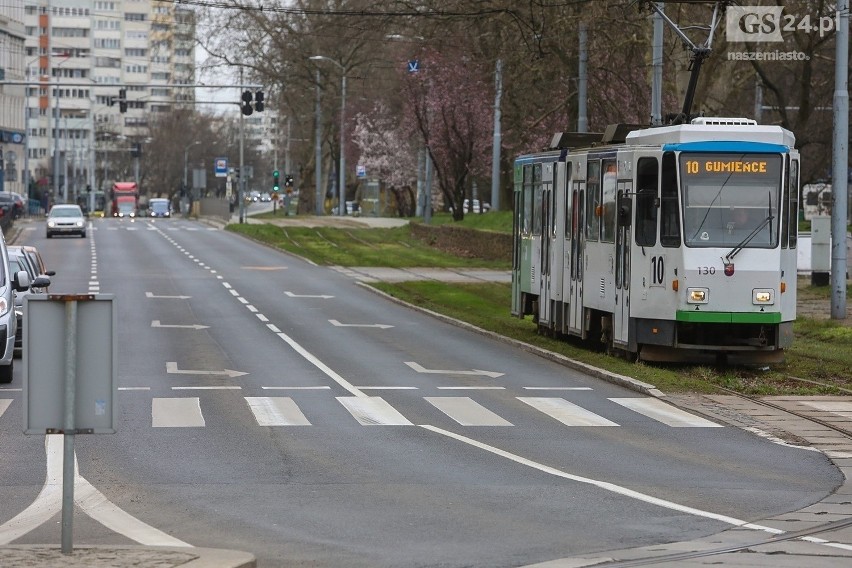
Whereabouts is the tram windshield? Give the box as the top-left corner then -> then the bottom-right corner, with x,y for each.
679,153 -> 782,248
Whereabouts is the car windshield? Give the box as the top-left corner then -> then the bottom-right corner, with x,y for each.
50,207 -> 82,218
150,200 -> 169,213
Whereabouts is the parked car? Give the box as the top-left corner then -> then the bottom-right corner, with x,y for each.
6,248 -> 47,359
0,241 -> 29,383
259,192 -> 272,202
46,204 -> 87,238
0,192 -> 25,219
19,245 -> 55,280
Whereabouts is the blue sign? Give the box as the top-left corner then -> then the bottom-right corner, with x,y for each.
356,164 -> 366,178
214,157 -> 228,178
407,60 -> 420,73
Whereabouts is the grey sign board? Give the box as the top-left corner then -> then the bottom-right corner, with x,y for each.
23,295 -> 117,434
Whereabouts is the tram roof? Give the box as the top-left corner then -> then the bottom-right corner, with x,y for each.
625,119 -> 795,149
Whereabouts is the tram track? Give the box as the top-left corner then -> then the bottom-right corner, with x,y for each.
595,515 -> 852,566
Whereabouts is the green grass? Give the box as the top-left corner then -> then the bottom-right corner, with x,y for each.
419,210 -> 514,233
226,223 -> 509,269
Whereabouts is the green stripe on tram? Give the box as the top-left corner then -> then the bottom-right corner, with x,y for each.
676,311 -> 782,324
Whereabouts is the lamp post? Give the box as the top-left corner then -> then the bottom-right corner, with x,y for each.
183,140 -> 201,196
310,55 -> 347,216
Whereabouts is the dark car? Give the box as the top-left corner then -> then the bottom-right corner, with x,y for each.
0,192 -> 25,219
7,247 -> 51,357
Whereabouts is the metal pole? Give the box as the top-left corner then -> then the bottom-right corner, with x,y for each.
54,92 -> 61,202
339,72 -> 347,216
315,69 -> 323,216
578,23 -> 588,133
490,59 -> 503,212
239,69 -> 246,223
61,300 -> 78,554
651,4 -> 664,126
424,152 -> 432,224
831,1 -> 849,320
754,79 -> 763,123
183,146 -> 189,192
416,147 -> 424,217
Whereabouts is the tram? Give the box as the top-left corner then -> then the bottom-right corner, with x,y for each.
511,117 -> 799,363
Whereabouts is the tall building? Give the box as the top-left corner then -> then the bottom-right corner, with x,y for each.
0,3 -> 27,196
22,0 -> 196,204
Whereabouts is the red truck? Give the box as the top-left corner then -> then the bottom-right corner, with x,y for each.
112,181 -> 138,218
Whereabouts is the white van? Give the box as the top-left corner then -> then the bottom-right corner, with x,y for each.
148,198 -> 171,218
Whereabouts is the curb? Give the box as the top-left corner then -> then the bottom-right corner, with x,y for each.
0,545 -> 256,567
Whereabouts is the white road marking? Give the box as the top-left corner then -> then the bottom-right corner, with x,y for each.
118,387 -> 150,391
165,361 -> 247,378
518,397 -> 619,426
171,386 -> 242,390
437,386 -> 505,390
610,398 -> 722,427
152,398 -> 205,427
0,437 -> 190,546
354,386 -> 419,390
0,399 -> 11,418
523,387 -> 593,391
405,361 -> 504,378
246,397 -> 311,426
328,319 -> 394,329
145,292 -> 191,299
151,320 -> 209,330
337,396 -> 413,425
425,397 -> 513,426
262,386 -> 331,390
284,291 -> 334,299
420,424 -> 782,535
275,332 -> 365,397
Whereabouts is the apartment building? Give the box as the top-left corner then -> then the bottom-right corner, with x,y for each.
0,3 -> 27,196
21,0 -> 196,202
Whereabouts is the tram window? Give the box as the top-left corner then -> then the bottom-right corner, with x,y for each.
523,165 -> 533,235
660,152 -> 681,247
532,163 -> 543,236
635,157 -> 659,247
586,160 -> 600,242
601,160 -> 617,243
564,163 -> 573,240
788,158 -> 799,249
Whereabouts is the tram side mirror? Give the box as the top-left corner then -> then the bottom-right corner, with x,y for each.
618,197 -> 632,226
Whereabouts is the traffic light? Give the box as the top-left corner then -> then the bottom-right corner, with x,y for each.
119,88 -> 127,113
241,91 -> 253,116
255,90 -> 264,112
285,175 -> 294,188
272,170 -> 280,192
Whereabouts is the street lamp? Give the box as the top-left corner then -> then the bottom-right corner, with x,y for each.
183,140 -> 201,195
310,55 -> 347,216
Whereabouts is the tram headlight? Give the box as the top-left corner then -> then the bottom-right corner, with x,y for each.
752,289 -> 774,305
687,287 -> 709,304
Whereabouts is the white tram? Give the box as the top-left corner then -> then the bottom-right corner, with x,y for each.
511,118 -> 799,363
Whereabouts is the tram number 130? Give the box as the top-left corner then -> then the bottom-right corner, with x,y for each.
651,256 -> 665,286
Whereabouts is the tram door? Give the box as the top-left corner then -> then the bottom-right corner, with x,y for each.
538,166 -> 554,326
613,179 -> 632,346
568,180 -> 585,334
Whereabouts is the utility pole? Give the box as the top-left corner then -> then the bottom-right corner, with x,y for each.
490,59 -> 503,212
578,23 -> 588,132
651,3 -> 664,126
315,69 -> 323,215
831,1 -> 849,319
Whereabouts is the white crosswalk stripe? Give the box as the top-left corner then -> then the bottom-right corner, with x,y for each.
425,397 -> 513,426
609,398 -> 723,427
152,397 -> 205,427
336,396 -> 413,425
518,397 -> 620,427
0,399 -> 11,419
246,397 -> 311,426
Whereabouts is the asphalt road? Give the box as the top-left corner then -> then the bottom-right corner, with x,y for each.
0,216 -> 842,568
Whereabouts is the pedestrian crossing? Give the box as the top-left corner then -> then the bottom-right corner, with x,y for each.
0,394 -> 724,429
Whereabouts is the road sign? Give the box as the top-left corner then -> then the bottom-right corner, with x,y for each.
356,164 -> 366,178
214,157 -> 228,178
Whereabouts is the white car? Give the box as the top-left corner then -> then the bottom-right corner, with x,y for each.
46,204 -> 87,238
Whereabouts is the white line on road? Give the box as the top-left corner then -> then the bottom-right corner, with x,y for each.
151,320 -> 209,330
145,292 -> 191,299
165,362 -> 247,378
329,319 -> 394,329
284,291 -> 334,299
262,386 -> 331,390
405,361 -> 504,378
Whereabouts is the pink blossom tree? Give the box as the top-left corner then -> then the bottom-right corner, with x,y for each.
352,103 -> 418,216
401,47 -> 494,221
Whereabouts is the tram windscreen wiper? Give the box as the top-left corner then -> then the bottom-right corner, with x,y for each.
725,214 -> 773,262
